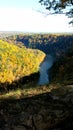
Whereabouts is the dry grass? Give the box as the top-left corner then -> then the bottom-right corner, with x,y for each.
0,83 -> 60,100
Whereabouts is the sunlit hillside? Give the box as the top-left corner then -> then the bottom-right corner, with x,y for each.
0,40 -> 45,84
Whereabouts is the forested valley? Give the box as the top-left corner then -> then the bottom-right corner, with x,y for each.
0,32 -> 73,130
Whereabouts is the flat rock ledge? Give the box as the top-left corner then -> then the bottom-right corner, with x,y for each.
0,84 -> 73,130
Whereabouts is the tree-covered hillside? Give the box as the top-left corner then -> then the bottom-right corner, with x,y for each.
0,40 -> 45,84
51,50 -> 73,85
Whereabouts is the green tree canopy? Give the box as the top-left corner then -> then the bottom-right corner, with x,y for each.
39,0 -> 73,24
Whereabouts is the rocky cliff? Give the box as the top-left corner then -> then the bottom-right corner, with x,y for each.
0,84 -> 73,130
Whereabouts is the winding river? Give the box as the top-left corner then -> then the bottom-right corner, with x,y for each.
38,54 -> 55,85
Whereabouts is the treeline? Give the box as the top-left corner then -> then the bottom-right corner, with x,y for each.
3,33 -> 73,56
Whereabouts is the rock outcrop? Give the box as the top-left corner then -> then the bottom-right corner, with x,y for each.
0,84 -> 73,130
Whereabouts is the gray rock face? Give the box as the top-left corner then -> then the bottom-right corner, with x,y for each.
38,55 -> 54,85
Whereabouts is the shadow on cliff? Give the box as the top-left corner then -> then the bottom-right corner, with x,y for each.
0,72 -> 40,93
0,84 -> 73,130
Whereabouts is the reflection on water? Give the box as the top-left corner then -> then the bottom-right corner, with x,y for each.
38,55 -> 54,85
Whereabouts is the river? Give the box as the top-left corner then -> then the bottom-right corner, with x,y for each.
38,54 -> 55,85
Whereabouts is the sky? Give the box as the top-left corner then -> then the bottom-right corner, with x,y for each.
0,0 -> 73,33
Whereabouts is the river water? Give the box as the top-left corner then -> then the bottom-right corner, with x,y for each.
38,54 -> 54,85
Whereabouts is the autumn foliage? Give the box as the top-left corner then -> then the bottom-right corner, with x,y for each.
0,40 -> 45,83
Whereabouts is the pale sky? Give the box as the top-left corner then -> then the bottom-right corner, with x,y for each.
0,0 -> 73,33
